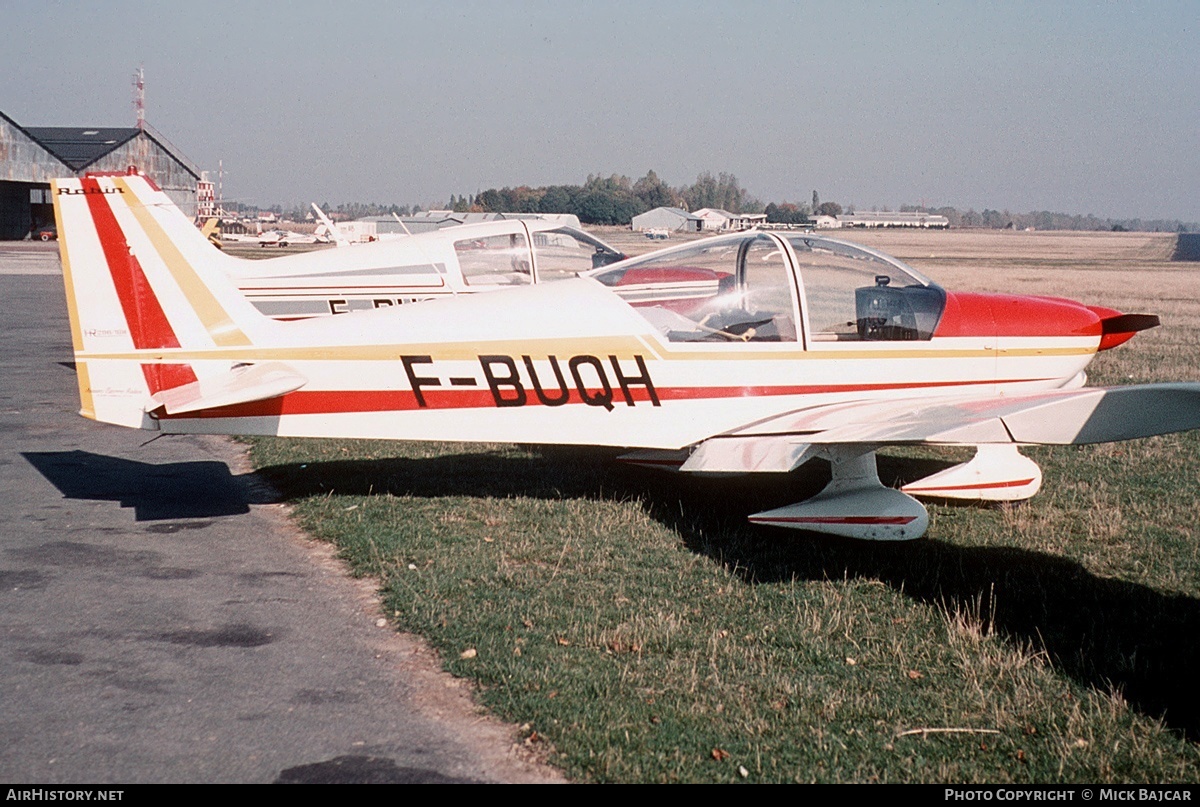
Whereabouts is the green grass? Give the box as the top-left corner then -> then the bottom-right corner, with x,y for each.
242,234 -> 1200,782
247,425 -> 1200,782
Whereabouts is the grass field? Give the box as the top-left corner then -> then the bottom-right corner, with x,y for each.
246,229 -> 1200,783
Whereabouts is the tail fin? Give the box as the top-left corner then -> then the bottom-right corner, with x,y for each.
311,202 -> 351,246
54,173 -> 278,428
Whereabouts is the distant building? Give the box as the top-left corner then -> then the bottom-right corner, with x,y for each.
692,208 -> 733,231
811,215 -> 841,229
691,208 -> 769,232
631,206 -> 702,233
333,220 -> 380,242
837,211 -> 950,229
734,212 -> 768,229
0,109 -> 201,240
197,174 -> 216,219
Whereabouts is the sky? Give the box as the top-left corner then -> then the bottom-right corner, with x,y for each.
4,1 -> 1197,221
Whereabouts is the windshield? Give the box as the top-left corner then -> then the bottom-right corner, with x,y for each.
455,232 -> 532,287
593,234 -> 798,342
786,236 -> 944,341
531,227 -> 626,281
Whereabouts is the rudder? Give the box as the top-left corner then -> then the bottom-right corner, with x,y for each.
53,173 -> 275,428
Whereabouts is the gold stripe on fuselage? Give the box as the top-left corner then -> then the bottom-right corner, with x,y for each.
74,340 -> 1097,364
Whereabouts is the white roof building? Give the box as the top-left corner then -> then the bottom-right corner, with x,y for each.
692,208 -> 768,231
837,211 -> 950,229
692,208 -> 734,231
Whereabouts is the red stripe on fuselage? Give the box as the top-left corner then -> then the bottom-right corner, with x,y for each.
142,363 -> 201,395
161,377 -> 1034,420
658,378 -> 1002,401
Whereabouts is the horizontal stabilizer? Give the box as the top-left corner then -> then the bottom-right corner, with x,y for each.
147,362 -> 307,415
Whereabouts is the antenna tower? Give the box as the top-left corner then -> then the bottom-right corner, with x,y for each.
132,65 -> 145,130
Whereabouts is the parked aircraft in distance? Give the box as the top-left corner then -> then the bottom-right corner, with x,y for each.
309,203 -> 352,247
255,228 -> 332,248
309,203 -> 415,247
51,173 -> 1200,540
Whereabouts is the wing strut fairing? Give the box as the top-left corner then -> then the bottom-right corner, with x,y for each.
900,444 -> 1042,502
748,447 -> 929,541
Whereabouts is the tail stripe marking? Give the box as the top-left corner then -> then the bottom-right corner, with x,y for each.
81,177 -> 199,395
51,180 -> 94,418
82,177 -> 182,352
115,177 -> 251,347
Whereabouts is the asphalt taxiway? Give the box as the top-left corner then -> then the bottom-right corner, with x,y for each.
0,243 -> 561,784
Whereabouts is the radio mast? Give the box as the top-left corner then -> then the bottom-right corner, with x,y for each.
132,64 -> 145,130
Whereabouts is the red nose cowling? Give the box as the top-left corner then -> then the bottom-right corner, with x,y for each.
933,292 -> 1158,350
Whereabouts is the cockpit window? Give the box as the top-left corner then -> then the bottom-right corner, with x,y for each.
594,234 -> 798,342
532,228 -> 626,282
786,236 -> 944,341
455,233 -> 532,287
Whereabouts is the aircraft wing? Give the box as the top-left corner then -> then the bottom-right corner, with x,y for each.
678,383 -> 1200,473
147,361 -> 308,416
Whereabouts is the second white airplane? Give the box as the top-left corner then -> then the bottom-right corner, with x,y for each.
221,213 -> 627,319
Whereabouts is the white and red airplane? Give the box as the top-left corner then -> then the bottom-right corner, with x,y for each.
52,173 -> 1200,541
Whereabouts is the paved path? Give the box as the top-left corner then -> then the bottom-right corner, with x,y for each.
0,245 -> 561,783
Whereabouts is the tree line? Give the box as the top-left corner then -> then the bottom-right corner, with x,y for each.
449,171 -> 762,226
256,171 -> 1195,232
453,172 -> 1195,232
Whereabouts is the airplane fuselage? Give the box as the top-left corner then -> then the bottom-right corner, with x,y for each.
80,278 -> 1099,449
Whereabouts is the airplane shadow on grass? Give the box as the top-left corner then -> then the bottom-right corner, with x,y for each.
255,444 -> 1200,741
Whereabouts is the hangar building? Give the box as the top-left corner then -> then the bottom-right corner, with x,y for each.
0,110 -> 200,240
631,206 -> 703,233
